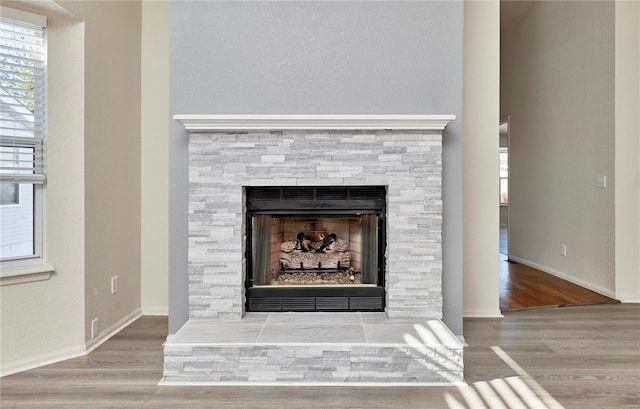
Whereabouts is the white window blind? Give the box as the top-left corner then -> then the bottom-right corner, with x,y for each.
0,8 -> 46,184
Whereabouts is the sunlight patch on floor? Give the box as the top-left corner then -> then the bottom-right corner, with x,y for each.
445,346 -> 564,409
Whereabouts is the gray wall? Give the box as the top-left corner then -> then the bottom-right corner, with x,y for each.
169,1 -> 464,334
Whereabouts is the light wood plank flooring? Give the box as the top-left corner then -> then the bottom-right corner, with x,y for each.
500,254 -> 619,311
1,304 -> 638,408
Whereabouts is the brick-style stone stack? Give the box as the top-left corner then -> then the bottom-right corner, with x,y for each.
188,130 -> 443,319
164,334 -> 463,384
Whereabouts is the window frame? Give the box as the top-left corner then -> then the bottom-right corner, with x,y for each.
0,7 -> 51,284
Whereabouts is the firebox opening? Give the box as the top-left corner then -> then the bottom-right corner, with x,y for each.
245,186 -> 386,312
251,214 -> 380,287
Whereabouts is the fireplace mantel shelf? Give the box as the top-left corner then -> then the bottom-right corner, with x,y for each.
174,114 -> 455,132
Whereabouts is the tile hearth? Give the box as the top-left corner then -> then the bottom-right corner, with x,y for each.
163,312 -> 464,385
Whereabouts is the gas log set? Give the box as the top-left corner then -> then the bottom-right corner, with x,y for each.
276,231 -> 358,285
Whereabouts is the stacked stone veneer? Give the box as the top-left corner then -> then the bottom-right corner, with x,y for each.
164,342 -> 463,384
189,130 -> 443,319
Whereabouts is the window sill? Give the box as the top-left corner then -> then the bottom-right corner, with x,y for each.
1,264 -> 55,286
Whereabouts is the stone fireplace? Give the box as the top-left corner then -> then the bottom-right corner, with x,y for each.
163,115 -> 463,385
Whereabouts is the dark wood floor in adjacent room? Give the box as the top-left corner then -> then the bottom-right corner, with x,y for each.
1,305 -> 639,409
499,254 -> 619,311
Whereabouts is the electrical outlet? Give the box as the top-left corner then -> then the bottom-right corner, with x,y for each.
596,174 -> 607,188
561,244 -> 567,257
111,275 -> 118,294
91,318 -> 99,339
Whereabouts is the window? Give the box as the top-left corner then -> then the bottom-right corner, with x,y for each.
499,147 -> 508,204
0,183 -> 19,205
0,8 -> 46,269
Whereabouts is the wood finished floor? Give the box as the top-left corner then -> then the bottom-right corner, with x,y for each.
499,254 -> 619,311
1,304 -> 639,409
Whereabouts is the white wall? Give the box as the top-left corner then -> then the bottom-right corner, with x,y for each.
501,1 -> 616,297
1,0 -> 144,374
141,1 -> 169,315
1,6 -> 86,375
462,0 -> 501,318
77,0 -> 142,344
614,0 -> 640,302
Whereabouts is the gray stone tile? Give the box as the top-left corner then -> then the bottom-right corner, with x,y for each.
257,324 -> 366,343
363,324 -> 422,344
237,313 -> 270,324
171,321 -> 264,344
265,312 -> 362,326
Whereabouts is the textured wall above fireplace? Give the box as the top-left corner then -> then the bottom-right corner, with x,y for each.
180,115 -> 454,319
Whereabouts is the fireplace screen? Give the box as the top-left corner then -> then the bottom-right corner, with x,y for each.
245,186 -> 386,311
251,214 -> 379,286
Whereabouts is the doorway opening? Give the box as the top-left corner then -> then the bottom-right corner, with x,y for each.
497,118 -> 617,311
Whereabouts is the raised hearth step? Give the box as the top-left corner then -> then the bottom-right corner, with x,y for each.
162,312 -> 463,385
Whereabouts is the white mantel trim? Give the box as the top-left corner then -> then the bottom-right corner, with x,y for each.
174,114 -> 455,132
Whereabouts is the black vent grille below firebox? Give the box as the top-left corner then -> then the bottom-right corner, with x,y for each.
282,297 -> 316,310
247,293 -> 384,312
316,297 -> 349,310
349,297 -> 384,310
248,297 -> 282,311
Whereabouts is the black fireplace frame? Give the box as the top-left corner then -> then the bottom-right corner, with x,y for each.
245,186 -> 387,312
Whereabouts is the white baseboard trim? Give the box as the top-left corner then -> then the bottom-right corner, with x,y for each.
0,343 -> 87,378
508,256 -> 617,299
2,309 -> 143,377
614,292 -> 640,303
86,308 -> 142,354
141,307 -> 168,316
463,310 -> 504,318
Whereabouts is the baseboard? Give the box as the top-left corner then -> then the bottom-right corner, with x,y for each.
612,291 -> 640,303
86,308 -> 142,353
0,343 -> 86,377
141,307 -> 168,316
2,309 -> 143,377
508,256 -> 617,299
463,309 -> 503,318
